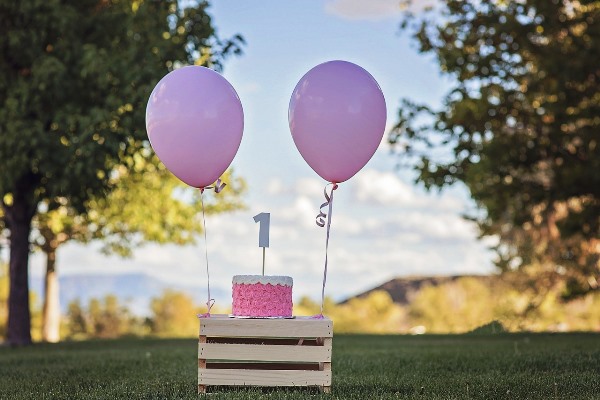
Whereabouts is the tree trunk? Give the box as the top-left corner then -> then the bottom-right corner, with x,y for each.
4,173 -> 38,346
5,207 -> 33,346
42,248 -> 60,343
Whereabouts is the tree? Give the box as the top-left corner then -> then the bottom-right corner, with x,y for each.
0,0 -> 243,345
33,163 -> 245,343
408,277 -> 497,333
63,296 -> 147,339
86,295 -> 134,339
149,289 -> 199,337
64,299 -> 88,340
294,292 -> 406,333
391,0 -> 599,300
334,291 -> 406,333
1,263 -> 43,341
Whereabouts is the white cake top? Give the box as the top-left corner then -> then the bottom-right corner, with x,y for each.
233,275 -> 293,286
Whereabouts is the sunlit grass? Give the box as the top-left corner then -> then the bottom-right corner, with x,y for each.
0,333 -> 598,399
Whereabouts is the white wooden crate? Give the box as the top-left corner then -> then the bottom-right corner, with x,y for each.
198,314 -> 333,393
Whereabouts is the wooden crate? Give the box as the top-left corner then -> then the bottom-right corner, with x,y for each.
198,314 -> 333,394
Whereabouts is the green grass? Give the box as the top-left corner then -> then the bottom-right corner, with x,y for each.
1,333 -> 599,399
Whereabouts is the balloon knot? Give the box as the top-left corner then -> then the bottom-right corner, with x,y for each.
198,299 -> 215,318
200,178 -> 226,194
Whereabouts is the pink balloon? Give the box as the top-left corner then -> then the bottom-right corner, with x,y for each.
289,60 -> 386,183
146,66 -> 243,188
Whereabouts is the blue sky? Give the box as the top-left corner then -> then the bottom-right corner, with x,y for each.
24,0 -> 496,307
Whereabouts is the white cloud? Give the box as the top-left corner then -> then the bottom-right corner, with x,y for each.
353,169 -> 415,205
294,177 -> 326,198
279,196 -> 321,228
333,214 -> 363,235
325,0 -> 438,20
325,0 -> 403,20
351,168 -> 470,213
265,176 -> 324,198
266,177 -> 286,196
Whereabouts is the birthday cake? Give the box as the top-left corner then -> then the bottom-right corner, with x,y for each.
232,275 -> 293,317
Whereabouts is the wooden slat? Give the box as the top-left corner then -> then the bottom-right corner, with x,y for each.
199,315 -> 333,338
321,362 -> 331,393
199,369 -> 331,386
199,343 -> 331,362
206,362 -> 320,371
205,337 -> 321,346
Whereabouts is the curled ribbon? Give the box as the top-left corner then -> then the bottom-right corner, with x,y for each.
314,183 -> 338,318
198,178 -> 226,318
316,183 -> 338,227
198,299 -> 215,318
200,178 -> 226,194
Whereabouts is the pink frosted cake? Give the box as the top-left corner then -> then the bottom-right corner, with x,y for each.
232,275 -> 293,317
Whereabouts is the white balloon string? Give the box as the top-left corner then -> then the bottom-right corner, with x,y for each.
316,183 -> 338,317
199,184 -> 220,318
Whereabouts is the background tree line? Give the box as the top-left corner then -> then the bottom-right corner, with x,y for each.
2,263 -> 598,338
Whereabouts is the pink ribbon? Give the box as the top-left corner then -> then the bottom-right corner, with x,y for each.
198,178 -> 226,318
198,299 -> 215,318
315,183 -> 338,317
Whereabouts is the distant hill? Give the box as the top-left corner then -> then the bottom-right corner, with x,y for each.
29,273 -> 227,316
342,275 -> 497,305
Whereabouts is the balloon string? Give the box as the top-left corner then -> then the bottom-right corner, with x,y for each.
315,183 -> 338,317
198,179 -> 225,318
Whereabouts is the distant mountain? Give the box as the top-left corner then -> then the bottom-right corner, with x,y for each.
342,274 -> 496,305
29,273 -> 227,316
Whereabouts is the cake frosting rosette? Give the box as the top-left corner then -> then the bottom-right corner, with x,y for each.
232,275 -> 293,317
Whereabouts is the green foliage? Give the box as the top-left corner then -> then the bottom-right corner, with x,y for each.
37,282 -> 600,342
33,163 -> 246,258
409,277 -> 497,333
63,295 -> 144,340
0,334 -> 599,399
405,276 -> 600,333
0,0 -> 244,344
296,279 -> 600,334
149,290 -> 200,337
61,290 -> 232,340
0,0 -> 243,210
467,320 -> 507,335
295,291 -> 407,333
391,0 -> 599,296
65,299 -> 88,340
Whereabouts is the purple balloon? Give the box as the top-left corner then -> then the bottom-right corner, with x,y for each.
146,66 -> 243,188
289,60 -> 386,183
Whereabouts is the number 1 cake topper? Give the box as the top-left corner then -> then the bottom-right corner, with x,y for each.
253,212 -> 270,275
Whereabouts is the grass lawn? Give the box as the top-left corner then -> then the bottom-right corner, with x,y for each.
0,333 -> 598,399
